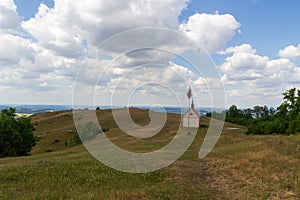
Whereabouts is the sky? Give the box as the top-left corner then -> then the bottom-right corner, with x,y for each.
0,0 -> 300,108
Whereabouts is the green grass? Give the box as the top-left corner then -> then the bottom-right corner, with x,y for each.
1,109 -> 300,199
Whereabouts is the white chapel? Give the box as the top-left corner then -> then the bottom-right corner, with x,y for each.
182,87 -> 201,128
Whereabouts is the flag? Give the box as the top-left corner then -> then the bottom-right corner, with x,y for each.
187,86 -> 192,99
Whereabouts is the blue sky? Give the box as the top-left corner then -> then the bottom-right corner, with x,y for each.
181,0 -> 300,60
1,0 -> 300,108
14,0 -> 54,20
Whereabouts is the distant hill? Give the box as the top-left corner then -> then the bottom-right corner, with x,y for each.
0,105 -> 71,114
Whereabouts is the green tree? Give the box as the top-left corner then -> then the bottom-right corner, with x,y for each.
281,88 -> 300,121
247,88 -> 300,135
243,108 -> 253,119
269,107 -> 276,115
0,108 -> 37,157
261,105 -> 269,118
253,106 -> 263,118
283,88 -> 296,108
227,105 -> 240,118
225,105 -> 253,126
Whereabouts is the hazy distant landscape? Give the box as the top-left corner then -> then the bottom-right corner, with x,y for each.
0,104 -> 213,115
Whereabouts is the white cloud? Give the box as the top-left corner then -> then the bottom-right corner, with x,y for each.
0,0 -> 20,32
179,13 -> 241,53
93,61 -> 201,106
4,0 -> 297,108
2,0 -> 197,105
22,3 -> 85,59
218,44 -> 256,55
220,44 -> 268,80
21,0 -> 189,58
0,0 -> 17,11
39,82 -> 49,87
0,34 -> 34,66
219,44 -> 300,107
278,44 -> 300,59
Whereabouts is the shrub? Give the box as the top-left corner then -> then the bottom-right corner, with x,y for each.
0,108 -> 37,157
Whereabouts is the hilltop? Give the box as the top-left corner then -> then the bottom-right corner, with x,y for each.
0,108 -> 300,199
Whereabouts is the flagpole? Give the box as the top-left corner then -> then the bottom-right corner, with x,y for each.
187,86 -> 192,128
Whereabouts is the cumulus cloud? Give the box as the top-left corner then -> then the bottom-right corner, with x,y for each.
218,44 -> 256,55
219,44 -> 300,107
93,61 -> 200,106
21,0 -> 189,58
179,13 -> 241,53
219,44 -> 268,81
0,34 -> 34,66
22,3 -> 86,58
0,0 -> 20,32
2,0 -> 198,105
22,0 -> 241,58
1,0 -> 273,107
0,37 -> 77,97
220,44 -> 300,84
0,0 -> 17,10
278,44 -> 300,59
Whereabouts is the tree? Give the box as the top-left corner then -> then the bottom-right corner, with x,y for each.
227,105 -> 240,118
247,88 -> 300,135
261,105 -> 270,118
225,105 -> 253,126
283,88 -> 296,109
281,88 -> 300,121
269,107 -> 276,115
0,108 -> 37,157
243,108 -> 253,119
253,106 -> 263,118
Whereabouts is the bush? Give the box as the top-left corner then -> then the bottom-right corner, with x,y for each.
71,134 -> 82,145
52,139 -> 60,144
247,120 -> 265,135
264,119 -> 287,134
287,118 -> 300,135
229,88 -> 300,135
0,108 -> 37,157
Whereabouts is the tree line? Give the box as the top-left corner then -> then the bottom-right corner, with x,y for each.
219,88 -> 300,135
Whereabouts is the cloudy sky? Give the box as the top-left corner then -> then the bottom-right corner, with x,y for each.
1,0 -> 300,108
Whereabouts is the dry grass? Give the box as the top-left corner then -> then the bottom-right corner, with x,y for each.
1,108 -> 300,199
205,129 -> 300,199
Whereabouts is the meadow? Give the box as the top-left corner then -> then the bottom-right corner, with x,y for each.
0,109 -> 300,199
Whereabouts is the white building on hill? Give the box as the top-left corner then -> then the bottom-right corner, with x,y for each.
182,87 -> 201,128
182,99 -> 201,128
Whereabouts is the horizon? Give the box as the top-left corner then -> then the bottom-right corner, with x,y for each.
0,103 -> 280,111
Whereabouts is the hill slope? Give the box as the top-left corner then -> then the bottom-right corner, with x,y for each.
1,109 -> 300,199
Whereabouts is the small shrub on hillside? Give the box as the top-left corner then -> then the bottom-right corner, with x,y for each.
71,134 -> 82,145
52,139 -> 60,144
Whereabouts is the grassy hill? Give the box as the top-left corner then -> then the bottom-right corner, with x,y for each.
30,110 -> 77,154
1,109 -> 300,199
